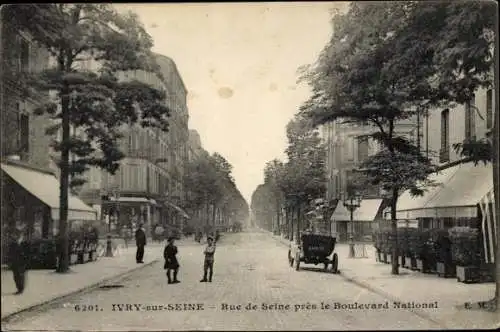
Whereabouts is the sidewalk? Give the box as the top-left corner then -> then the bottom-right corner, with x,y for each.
1,241 -> 171,319
267,231 -> 498,330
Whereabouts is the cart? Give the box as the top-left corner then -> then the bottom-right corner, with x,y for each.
288,234 -> 339,273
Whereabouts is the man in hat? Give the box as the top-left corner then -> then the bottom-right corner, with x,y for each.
200,235 -> 216,282
8,226 -> 30,294
164,237 -> 180,284
135,224 -> 146,263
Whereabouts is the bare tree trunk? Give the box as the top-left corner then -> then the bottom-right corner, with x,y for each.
391,188 -> 399,275
212,204 -> 217,230
296,203 -> 302,244
57,84 -> 70,273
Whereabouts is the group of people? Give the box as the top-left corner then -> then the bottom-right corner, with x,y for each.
134,224 -> 217,284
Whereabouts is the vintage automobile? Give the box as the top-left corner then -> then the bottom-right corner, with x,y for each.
288,233 -> 339,273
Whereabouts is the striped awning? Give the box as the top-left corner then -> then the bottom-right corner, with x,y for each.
164,201 -> 190,219
479,189 -> 497,264
396,162 -> 492,219
330,199 -> 383,222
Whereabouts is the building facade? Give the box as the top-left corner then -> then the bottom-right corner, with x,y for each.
0,14 -> 96,262
322,117 -> 420,241
188,129 -> 203,162
396,86 -> 496,265
77,55 -> 191,237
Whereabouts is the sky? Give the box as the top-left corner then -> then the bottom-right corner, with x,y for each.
114,3 -> 344,203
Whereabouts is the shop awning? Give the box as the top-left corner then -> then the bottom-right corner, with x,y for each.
330,199 -> 383,222
396,165 -> 458,219
109,196 -> 157,205
479,189 -> 497,264
1,162 -> 97,221
397,162 -> 493,219
164,201 -> 190,219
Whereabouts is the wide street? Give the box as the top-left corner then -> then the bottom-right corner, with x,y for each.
3,231 -> 441,331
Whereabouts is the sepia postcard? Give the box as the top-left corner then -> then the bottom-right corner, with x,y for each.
1,2 -> 499,331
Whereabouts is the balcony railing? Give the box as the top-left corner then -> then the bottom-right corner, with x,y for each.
439,146 -> 450,163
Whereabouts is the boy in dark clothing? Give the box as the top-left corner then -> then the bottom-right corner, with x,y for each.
200,236 -> 216,282
9,229 -> 30,294
164,237 -> 180,284
135,224 -> 146,263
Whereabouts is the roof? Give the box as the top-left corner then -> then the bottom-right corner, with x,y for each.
153,53 -> 187,95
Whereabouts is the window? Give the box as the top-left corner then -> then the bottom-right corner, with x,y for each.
486,89 -> 493,129
19,38 -> 30,71
357,136 -> 369,164
19,113 -> 30,153
343,137 -> 354,161
465,95 -> 476,140
440,109 -> 449,150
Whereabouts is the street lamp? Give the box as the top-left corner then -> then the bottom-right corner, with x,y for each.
342,191 -> 362,259
105,190 -> 120,257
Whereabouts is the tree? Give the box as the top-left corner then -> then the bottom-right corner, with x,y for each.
301,0 -> 497,290
264,159 -> 285,234
300,2 -> 439,274
10,4 -> 171,273
184,151 -> 247,233
251,184 -> 275,231
403,1 -> 497,310
278,114 -> 326,241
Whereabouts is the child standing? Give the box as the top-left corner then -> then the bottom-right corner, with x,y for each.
200,236 -> 216,282
164,237 -> 180,284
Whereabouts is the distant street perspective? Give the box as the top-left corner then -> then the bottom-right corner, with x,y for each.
1,2 -> 499,331
0,230 -> 479,331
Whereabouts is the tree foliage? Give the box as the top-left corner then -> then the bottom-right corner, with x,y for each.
251,114 -> 326,235
11,4 -> 171,185
9,4 -> 172,272
183,152 -> 248,228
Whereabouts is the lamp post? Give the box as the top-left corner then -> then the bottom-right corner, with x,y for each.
105,190 -> 119,257
342,191 -> 362,259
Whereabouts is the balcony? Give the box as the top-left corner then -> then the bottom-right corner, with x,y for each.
126,148 -> 156,162
439,146 -> 450,163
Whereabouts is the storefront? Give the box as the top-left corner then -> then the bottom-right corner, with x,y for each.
396,161 -> 495,263
101,196 -> 157,235
330,199 -> 384,242
1,161 -> 97,263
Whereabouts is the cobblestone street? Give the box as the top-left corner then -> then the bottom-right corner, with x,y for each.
3,232 -> 443,331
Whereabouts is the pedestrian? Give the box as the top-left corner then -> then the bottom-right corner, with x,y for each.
135,224 -> 146,263
8,227 -> 30,294
200,236 -> 216,283
155,224 -> 165,243
164,237 -> 180,284
121,225 -> 129,249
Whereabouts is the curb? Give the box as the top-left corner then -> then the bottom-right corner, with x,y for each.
338,272 -> 448,329
265,231 -> 449,329
1,258 -> 160,324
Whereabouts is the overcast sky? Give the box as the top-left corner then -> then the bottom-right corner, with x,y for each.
114,3 -> 344,203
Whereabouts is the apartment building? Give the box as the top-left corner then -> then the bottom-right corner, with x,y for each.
188,129 -> 203,162
0,14 -> 96,262
323,118 -> 420,241
77,54 -> 191,236
396,87 -> 496,264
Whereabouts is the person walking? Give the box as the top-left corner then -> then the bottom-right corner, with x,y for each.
8,227 -> 30,294
200,236 -> 216,283
164,237 -> 180,284
135,224 -> 146,263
